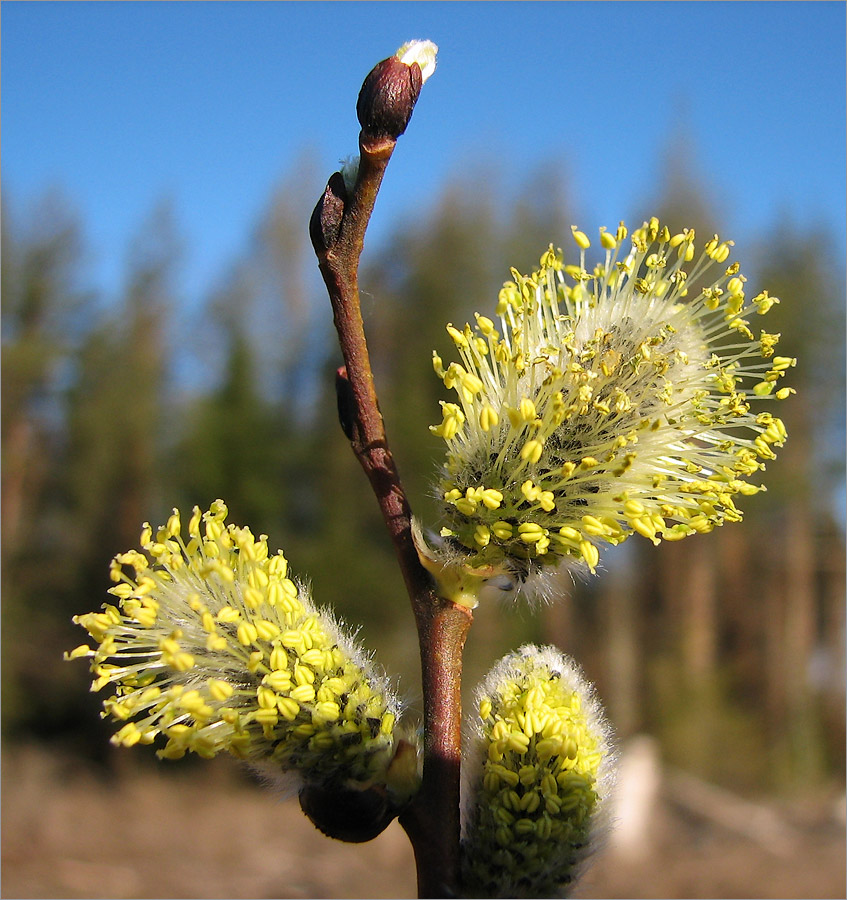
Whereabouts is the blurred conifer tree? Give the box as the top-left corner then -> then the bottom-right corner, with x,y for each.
2,153 -> 843,792
2,191 -> 94,738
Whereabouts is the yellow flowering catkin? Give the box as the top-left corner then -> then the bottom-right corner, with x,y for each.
461,645 -> 614,898
431,220 -> 793,598
66,501 -> 404,793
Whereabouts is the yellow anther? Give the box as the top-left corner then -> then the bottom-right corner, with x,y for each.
479,404 -> 500,431
208,680 -> 234,701
236,622 -> 259,646
263,669 -> 291,692
771,356 -> 796,372
631,517 -> 658,542
518,523 -> 546,543
475,314 -> 496,335
521,480 -> 540,502
276,696 -> 299,720
462,372 -> 485,396
166,509 -> 181,537
521,439 -> 544,464
254,619 -> 280,641
571,226 -> 590,250
446,324 -> 468,347
480,488 -> 503,510
171,652 -> 195,672
474,524 -> 491,547
519,398 -> 537,421
580,515 -> 605,536
538,491 -> 555,512
506,731 -> 531,753
580,541 -> 599,571
491,521 -> 513,541
599,227 -> 617,250
290,684 -> 316,703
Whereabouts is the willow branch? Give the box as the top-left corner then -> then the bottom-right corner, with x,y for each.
309,54 -> 471,899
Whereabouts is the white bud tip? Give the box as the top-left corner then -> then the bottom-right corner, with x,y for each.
395,39 -> 438,83
340,155 -> 360,193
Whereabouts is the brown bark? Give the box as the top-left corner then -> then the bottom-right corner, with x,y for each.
311,74 -> 469,896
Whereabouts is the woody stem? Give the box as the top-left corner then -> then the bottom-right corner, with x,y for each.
312,128 -> 471,898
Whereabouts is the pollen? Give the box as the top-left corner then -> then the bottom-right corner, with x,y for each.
66,502 -> 406,791
461,645 -> 614,898
429,219 -> 793,598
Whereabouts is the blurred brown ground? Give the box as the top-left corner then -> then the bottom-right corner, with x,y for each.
2,743 -> 844,899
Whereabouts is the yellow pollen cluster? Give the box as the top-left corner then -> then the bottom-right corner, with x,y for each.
431,218 -> 793,588
67,501 -> 402,789
461,645 -> 612,898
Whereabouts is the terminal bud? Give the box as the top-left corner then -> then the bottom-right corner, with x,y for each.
356,55 -> 423,141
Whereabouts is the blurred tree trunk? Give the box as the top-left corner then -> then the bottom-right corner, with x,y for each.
600,557 -> 641,738
681,540 -> 718,686
656,539 -> 718,685
781,478 -> 824,783
2,415 -> 39,560
763,544 -> 787,727
820,520 -> 846,767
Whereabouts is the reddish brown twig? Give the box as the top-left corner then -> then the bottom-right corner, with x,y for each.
310,56 -> 471,898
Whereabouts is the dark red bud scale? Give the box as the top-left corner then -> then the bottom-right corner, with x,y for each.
356,56 -> 423,141
299,781 -> 396,843
309,171 -> 347,255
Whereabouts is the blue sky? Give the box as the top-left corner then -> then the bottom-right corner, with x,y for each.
4,1 -> 845,303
